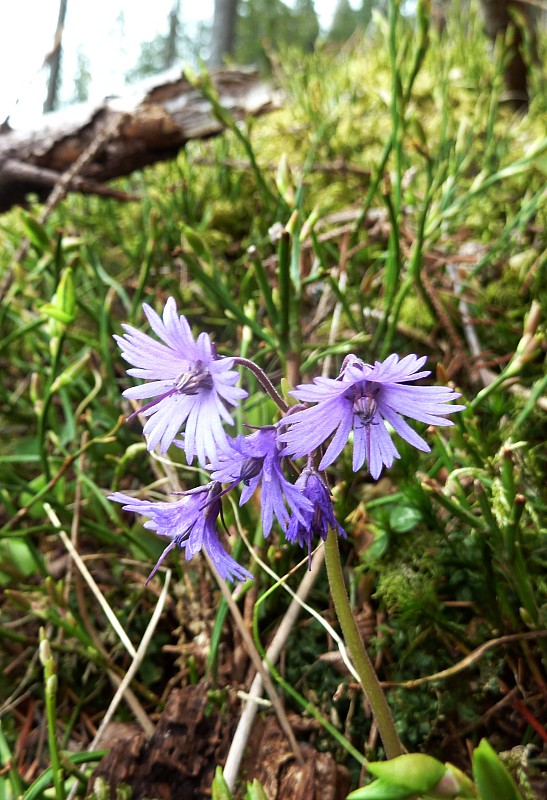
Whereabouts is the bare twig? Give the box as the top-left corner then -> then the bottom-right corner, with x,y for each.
206,552 -> 305,772
383,630 -> 547,688
45,505 -> 136,659
65,571 -> 171,800
222,547 -> 324,790
1,159 -> 139,201
87,571 -> 170,749
66,439 -> 154,736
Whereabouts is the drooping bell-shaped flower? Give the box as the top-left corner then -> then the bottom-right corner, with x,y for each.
286,467 -> 346,567
210,426 -> 313,537
109,483 -> 253,583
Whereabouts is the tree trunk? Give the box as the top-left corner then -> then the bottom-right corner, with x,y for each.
165,0 -> 181,68
209,0 -> 239,68
44,0 -> 68,113
481,0 -> 538,109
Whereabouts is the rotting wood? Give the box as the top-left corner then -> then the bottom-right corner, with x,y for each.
0,67 -> 280,213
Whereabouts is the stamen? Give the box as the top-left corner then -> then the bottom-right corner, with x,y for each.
145,539 -> 178,584
240,456 -> 265,486
352,383 -> 380,427
175,361 -> 214,395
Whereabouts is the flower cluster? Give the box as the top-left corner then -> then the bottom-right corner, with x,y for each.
111,299 -> 464,582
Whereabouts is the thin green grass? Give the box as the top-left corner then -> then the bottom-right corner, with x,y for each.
0,1 -> 545,796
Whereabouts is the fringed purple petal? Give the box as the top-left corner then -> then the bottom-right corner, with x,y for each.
278,352 -> 464,478
114,298 -> 247,464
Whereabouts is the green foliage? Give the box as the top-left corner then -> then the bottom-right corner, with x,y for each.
212,767 -> 272,800
126,1 -> 208,82
71,49 -> 92,103
0,1 -> 545,797
348,752 -> 480,798
213,766 -> 234,799
236,0 -> 319,69
328,0 -> 361,43
472,740 -> 522,800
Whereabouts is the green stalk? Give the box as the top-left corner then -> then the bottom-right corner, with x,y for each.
382,163 -> 434,355
187,69 -> 279,211
253,574 -> 367,766
388,0 -> 403,219
0,719 -> 24,797
372,189 -> 401,353
250,250 -> 279,331
130,207 -> 158,320
470,341 -> 536,412
324,529 -> 403,759
422,482 -> 485,530
513,373 -> 547,433
22,751 -> 107,800
0,315 -> 45,353
351,0 -> 430,244
37,331 -> 65,483
277,231 -> 291,358
39,630 -> 65,800
474,482 -> 502,543
351,138 -> 392,243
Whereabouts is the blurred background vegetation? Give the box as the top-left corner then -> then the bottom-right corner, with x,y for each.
0,0 -> 546,798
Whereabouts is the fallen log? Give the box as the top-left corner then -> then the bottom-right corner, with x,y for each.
0,67 -> 279,213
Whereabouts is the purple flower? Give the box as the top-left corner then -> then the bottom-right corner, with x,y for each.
278,354 -> 465,480
286,468 -> 346,566
109,483 -> 253,583
210,426 -> 313,537
114,297 -> 247,464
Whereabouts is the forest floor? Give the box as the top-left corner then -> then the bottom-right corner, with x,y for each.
0,4 -> 546,799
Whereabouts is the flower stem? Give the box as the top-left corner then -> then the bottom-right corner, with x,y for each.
324,528 -> 403,759
39,629 -> 65,800
234,356 -> 288,413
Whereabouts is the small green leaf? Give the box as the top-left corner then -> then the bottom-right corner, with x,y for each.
389,506 -> 422,534
212,766 -> 232,800
276,153 -> 295,207
22,213 -> 52,253
472,740 -> 521,800
181,224 -> 212,260
0,539 -> 41,579
245,778 -> 271,800
347,778 -> 415,800
50,350 -> 91,393
281,377 -> 299,406
55,267 -> 77,323
40,267 -> 77,326
364,526 -> 390,561
39,303 -> 74,325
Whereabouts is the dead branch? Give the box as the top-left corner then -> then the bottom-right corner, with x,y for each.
0,67 -> 280,213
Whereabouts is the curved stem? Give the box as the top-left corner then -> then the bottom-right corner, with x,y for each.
234,356 -> 288,413
324,528 -> 403,759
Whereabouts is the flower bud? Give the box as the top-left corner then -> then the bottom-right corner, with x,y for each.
366,754 -> 446,795
276,153 -> 295,207
431,764 -> 476,798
